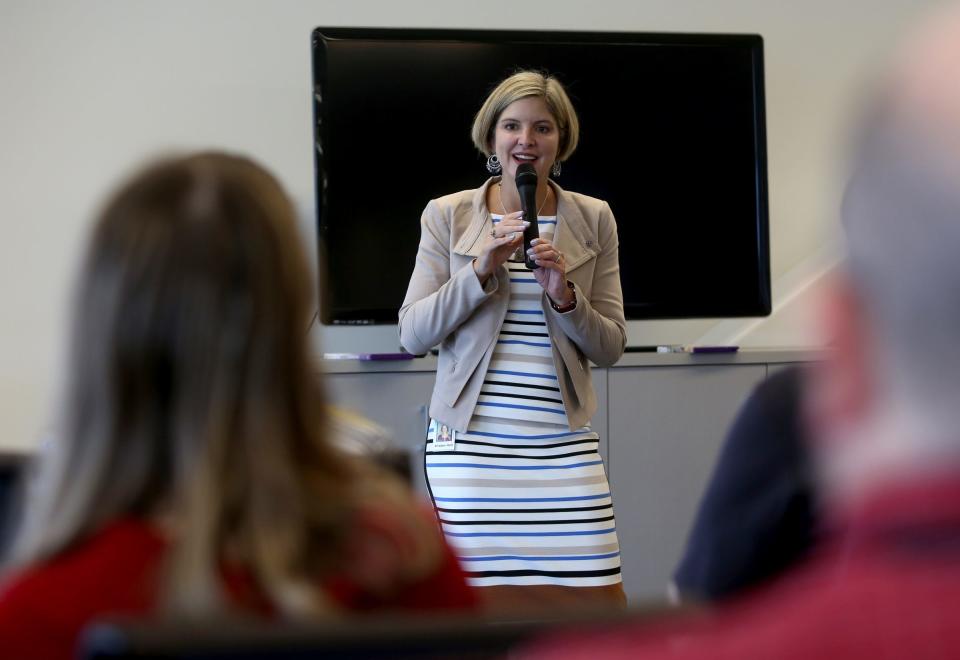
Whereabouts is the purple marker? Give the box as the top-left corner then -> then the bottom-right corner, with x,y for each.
689,346 -> 739,354
359,353 -> 417,361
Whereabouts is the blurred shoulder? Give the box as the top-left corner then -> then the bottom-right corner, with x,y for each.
0,519 -> 164,602
345,467 -> 444,575
331,464 -> 476,610
0,519 -> 164,654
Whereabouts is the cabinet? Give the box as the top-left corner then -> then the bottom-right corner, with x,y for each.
321,349 -> 816,604
607,364 -> 766,601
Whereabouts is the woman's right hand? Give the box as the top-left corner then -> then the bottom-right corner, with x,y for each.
473,211 -> 528,284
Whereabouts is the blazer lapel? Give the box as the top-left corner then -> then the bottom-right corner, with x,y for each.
551,181 -> 597,273
453,178 -> 498,258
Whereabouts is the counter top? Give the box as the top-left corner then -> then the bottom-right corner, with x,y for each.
316,347 -> 823,374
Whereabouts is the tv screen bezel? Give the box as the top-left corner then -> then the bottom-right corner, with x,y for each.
311,27 -> 771,325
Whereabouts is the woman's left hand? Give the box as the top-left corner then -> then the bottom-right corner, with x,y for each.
528,238 -> 574,307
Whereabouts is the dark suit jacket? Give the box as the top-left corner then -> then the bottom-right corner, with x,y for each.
673,366 -> 817,601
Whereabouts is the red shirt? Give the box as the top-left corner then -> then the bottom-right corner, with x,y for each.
521,476 -> 960,660
0,517 -> 477,659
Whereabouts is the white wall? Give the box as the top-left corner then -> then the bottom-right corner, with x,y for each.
0,0 -> 943,451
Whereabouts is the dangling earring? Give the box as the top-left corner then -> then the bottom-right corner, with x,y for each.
486,154 -> 502,174
551,161 -> 562,177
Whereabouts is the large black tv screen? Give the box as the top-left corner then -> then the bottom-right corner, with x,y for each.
312,28 -> 770,324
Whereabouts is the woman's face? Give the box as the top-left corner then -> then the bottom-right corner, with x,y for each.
490,96 -> 560,184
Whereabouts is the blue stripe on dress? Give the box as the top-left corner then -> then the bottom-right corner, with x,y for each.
444,528 -> 616,538
433,493 -> 611,503
426,460 -> 603,470
463,552 -> 620,562
497,339 -> 552,348
475,402 -> 566,415
466,430 -> 587,440
487,370 -> 557,380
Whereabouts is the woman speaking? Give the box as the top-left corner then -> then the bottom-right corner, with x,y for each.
399,71 -> 626,610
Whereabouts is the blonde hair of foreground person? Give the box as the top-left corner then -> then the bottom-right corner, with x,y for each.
7,152 -> 441,617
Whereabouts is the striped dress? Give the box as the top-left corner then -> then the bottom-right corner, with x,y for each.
425,214 -> 622,588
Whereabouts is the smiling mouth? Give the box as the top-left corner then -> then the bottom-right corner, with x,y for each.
513,153 -> 537,162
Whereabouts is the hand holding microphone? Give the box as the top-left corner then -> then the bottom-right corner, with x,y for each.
474,211 -> 527,284
515,163 -> 572,306
475,163 -> 567,294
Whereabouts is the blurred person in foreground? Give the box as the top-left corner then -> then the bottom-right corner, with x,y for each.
520,4 -> 960,658
0,152 -> 476,659
671,366 -> 817,604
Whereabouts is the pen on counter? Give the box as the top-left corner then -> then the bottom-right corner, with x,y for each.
323,352 -> 361,360
624,345 -> 685,353
322,352 -> 419,361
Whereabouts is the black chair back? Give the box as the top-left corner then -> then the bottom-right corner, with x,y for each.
80,609 -> 648,660
0,452 -> 27,557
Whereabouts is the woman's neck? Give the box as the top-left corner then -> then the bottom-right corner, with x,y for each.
497,179 -> 551,215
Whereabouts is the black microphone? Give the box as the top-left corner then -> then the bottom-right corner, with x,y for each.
515,163 -> 540,270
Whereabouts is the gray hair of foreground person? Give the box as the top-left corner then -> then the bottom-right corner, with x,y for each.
815,105 -> 960,498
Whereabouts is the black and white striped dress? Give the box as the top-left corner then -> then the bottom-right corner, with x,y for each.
425,214 -> 622,588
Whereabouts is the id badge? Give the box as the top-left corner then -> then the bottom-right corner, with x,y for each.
433,423 -> 456,450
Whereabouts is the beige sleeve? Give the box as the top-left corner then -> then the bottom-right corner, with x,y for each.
398,200 -> 497,356
549,201 -> 627,367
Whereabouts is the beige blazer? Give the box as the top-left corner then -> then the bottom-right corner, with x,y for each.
398,178 -> 626,432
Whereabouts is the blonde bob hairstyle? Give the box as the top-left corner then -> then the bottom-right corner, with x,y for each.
470,70 -> 580,165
